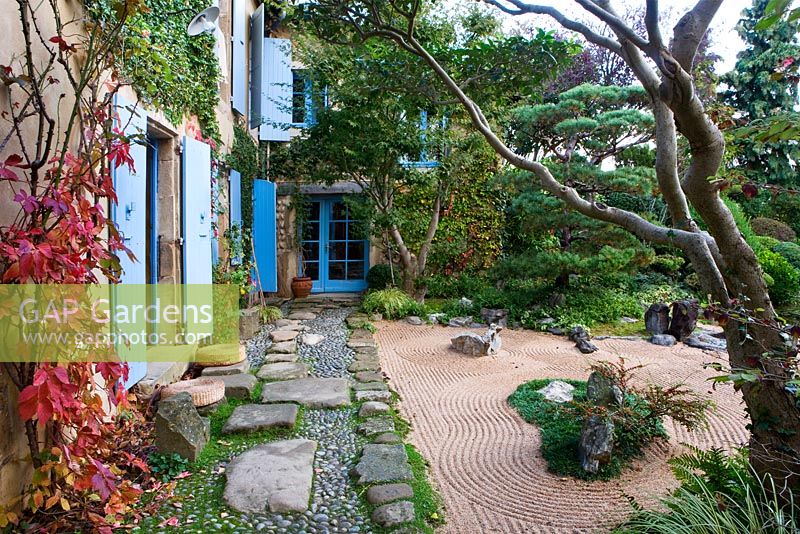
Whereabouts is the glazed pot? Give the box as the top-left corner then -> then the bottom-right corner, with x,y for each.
291,276 -> 313,298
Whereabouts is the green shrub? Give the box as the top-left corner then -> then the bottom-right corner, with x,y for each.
361,288 -> 423,319
259,305 -> 282,324
650,254 -> 685,274
752,217 -> 797,242
751,235 -> 781,252
422,273 -> 490,299
774,241 -> 800,270
757,248 -> 800,305
367,264 -> 395,290
521,285 -> 643,329
148,452 -> 190,482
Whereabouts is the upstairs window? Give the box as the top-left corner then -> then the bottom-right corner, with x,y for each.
402,110 -> 447,168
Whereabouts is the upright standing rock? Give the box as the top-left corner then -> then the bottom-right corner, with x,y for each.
586,371 -> 623,407
578,415 -> 614,474
668,299 -> 699,341
568,326 -> 598,354
155,392 -> 210,461
480,308 -> 509,327
645,303 -> 670,335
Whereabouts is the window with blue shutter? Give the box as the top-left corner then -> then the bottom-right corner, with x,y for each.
291,69 -> 315,127
401,110 -> 445,168
231,0 -> 246,115
249,5 -> 265,129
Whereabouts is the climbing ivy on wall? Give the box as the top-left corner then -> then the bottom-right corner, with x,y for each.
225,124 -> 261,260
90,0 -> 221,139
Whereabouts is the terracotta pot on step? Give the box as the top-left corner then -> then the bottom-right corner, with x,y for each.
291,276 -> 313,298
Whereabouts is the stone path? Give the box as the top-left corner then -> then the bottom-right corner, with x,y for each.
375,322 -> 749,533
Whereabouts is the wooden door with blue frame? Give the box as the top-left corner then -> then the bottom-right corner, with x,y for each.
301,198 -> 368,292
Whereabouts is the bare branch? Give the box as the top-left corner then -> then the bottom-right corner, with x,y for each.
671,0 -> 724,70
645,0 -> 664,49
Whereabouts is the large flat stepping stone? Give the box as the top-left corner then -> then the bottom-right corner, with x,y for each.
349,360 -> 380,372
358,416 -> 395,436
372,501 -> 415,528
218,373 -> 258,399
355,371 -> 384,383
288,311 -> 317,321
356,390 -> 392,403
271,330 -> 299,343
224,439 -> 316,513
262,378 -> 351,408
352,444 -> 413,484
268,341 -> 297,354
273,320 -> 304,331
257,362 -> 309,381
367,483 -> 414,505
265,352 -> 299,363
222,404 -> 298,434
201,359 -> 250,376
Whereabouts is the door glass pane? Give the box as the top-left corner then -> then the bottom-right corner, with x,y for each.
304,261 -> 319,281
346,261 -> 364,280
347,242 -> 364,261
328,261 -> 346,280
331,202 -> 347,220
302,242 -> 319,261
308,201 -> 320,221
330,242 -> 346,261
330,221 -> 347,240
302,222 -> 320,241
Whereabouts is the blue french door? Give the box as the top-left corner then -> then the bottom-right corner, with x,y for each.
302,199 -> 368,292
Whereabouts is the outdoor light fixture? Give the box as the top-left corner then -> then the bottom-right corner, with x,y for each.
187,6 -> 220,36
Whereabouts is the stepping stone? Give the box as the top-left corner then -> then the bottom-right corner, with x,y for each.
222,404 -> 298,434
374,432 -> 402,444
224,439 -> 316,513
353,346 -> 379,357
348,340 -> 377,349
357,390 -> 392,403
355,371 -> 384,383
201,359 -> 251,376
354,353 -> 380,364
257,362 -> 309,381
350,329 -> 375,340
353,381 -> 388,392
288,311 -> 316,321
275,319 -> 302,329
367,483 -> 414,505
219,373 -> 258,399
271,330 -> 299,343
372,501 -> 415,528
359,401 -> 391,417
301,333 -> 325,346
265,352 -> 299,363
358,417 -> 395,436
268,341 -> 297,354
262,378 -> 351,408
349,360 -> 380,372
352,444 -> 413,484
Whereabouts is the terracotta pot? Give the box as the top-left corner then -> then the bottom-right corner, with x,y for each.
291,276 -> 313,298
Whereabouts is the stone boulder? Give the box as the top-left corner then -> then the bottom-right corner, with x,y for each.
536,380 -> 575,403
644,303 -> 670,335
155,392 -> 210,461
480,308 -> 509,328
685,333 -> 727,352
568,326 -> 598,354
668,299 -> 700,341
578,415 -> 614,474
447,316 -> 473,328
586,371 -> 623,407
451,324 -> 502,356
650,334 -> 677,347
372,501 -> 415,528
406,316 -> 424,326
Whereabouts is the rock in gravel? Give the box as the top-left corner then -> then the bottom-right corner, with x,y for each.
578,415 -> 614,474
448,316 -> 473,328
481,308 -> 509,328
275,319 -> 302,329
569,326 -> 598,354
224,439 -> 317,513
218,373 -> 258,399
222,404 -> 299,434
685,333 -> 727,352
406,316 -> 423,326
257,362 -> 309,381
451,324 -> 502,356
201,359 -> 250,376
353,381 -> 388,391
536,380 -> 575,403
356,390 -> 392,403
302,333 -> 325,346
270,330 -> 299,343
155,392 -> 210,461
268,341 -> 297,354
372,501 -> 415,527
645,303 -> 671,335
650,334 -> 677,347
587,371 -> 623,407
262,378 -> 351,408
358,417 -> 396,436
355,371 -> 384,383
374,432 -> 402,444
359,401 -> 391,417
366,483 -> 414,505
352,444 -> 413,484
349,360 -> 381,372
288,311 -> 317,321
264,352 -> 299,363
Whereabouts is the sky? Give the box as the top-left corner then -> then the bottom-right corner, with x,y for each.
491,0 -> 753,73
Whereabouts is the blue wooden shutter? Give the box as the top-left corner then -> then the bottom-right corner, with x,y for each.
260,38 -> 292,141
252,179 -> 277,292
231,0 -> 246,115
113,95 -> 148,389
229,169 -> 242,265
249,5 -> 264,129
182,137 -> 213,285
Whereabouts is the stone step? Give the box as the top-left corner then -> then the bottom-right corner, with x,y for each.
271,330 -> 300,343
257,362 -> 309,380
353,381 -> 388,392
358,417 -> 396,436
356,390 -> 392,403
201,359 -> 250,377
359,401 -> 391,417
366,483 -> 414,505
261,378 -> 351,408
372,501 -> 415,528
217,373 -> 258,400
224,439 -> 317,513
264,352 -> 299,363
222,404 -> 298,434
268,340 -> 297,354
351,444 -> 413,484
288,311 -> 317,321
348,360 -> 380,373
354,371 -> 384,383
